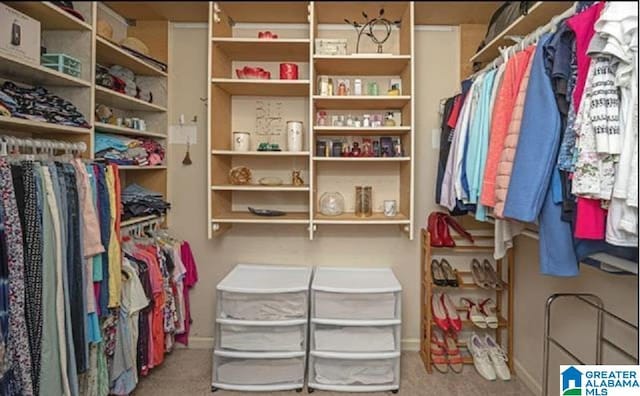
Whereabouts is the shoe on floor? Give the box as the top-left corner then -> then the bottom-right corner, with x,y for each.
467,333 -> 496,381
484,334 -> 511,381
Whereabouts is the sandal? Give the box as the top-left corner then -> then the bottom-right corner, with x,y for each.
478,298 -> 499,329
471,258 -> 490,289
460,297 -> 487,329
430,330 -> 449,373
431,259 -> 447,286
440,259 -> 458,287
444,333 -> 463,373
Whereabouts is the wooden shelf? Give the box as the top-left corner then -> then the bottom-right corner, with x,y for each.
212,150 -> 310,157
103,1 -> 209,22
213,38 -> 310,62
216,2 -> 310,23
211,78 -> 310,97
5,1 -> 92,31
430,314 -> 508,329
313,156 -> 410,162
118,166 -> 167,171
211,184 -> 310,192
95,86 -> 167,112
96,36 -> 167,77
314,55 -> 411,76
471,1 -> 574,64
314,212 -> 410,224
211,211 -> 310,224
94,122 -> 167,139
121,214 -> 163,228
313,96 -> 411,110
0,53 -> 91,87
314,126 -> 411,136
0,116 -> 90,135
431,270 -> 508,290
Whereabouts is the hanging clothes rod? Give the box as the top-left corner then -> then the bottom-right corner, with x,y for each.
470,3 -> 578,79
121,215 -> 164,231
0,135 -> 87,153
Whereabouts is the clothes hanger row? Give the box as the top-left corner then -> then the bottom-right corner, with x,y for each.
0,135 -> 87,157
121,216 -> 165,238
470,2 -> 579,80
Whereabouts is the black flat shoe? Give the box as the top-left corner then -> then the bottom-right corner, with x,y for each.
440,259 -> 458,287
431,259 -> 447,286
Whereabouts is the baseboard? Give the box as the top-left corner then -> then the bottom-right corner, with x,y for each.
401,338 -> 420,351
514,359 -> 542,396
177,337 -> 422,352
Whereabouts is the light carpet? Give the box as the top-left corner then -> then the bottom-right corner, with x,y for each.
133,350 -> 534,396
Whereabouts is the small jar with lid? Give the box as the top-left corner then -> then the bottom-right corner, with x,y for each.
353,117 -> 361,128
317,111 -> 327,126
346,114 -> 354,127
362,114 -> 371,128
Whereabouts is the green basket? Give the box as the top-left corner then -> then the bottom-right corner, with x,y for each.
41,53 -> 82,77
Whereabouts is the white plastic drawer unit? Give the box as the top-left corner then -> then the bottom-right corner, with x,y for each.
311,267 -> 402,320
213,351 -> 305,391
216,264 -> 312,321
311,320 -> 401,352
308,351 -> 401,391
217,318 -> 307,352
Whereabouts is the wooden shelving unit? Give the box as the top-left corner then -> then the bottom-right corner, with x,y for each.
94,122 -> 167,139
212,38 -> 310,62
420,229 -> 514,374
0,116 -> 91,135
95,36 -> 168,77
0,53 -> 91,87
5,1 -> 93,31
210,78 -> 310,97
93,3 -> 171,226
95,86 -> 167,112
0,2 -> 95,152
207,1 -> 415,239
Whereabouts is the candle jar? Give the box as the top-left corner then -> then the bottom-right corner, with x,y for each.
317,111 -> 327,126
367,82 -> 379,96
355,186 -> 372,217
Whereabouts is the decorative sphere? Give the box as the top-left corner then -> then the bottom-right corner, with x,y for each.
319,192 -> 345,216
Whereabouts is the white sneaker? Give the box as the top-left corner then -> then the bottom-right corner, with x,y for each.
484,334 -> 511,381
467,333 -> 496,381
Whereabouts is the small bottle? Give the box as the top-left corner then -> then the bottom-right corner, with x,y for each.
337,115 -> 345,127
362,114 -> 371,128
338,81 -> 347,96
327,78 -> 334,96
367,82 -> 379,96
354,79 -> 362,95
354,117 -> 361,128
346,114 -> 354,127
317,111 -> 327,126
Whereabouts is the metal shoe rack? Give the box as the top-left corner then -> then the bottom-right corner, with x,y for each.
419,228 -> 514,373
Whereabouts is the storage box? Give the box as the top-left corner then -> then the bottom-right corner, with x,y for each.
315,39 -> 347,55
214,354 -> 305,386
0,3 -> 41,65
42,53 -> 82,77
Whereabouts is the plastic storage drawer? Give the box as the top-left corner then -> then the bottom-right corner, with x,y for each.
313,291 -> 397,320
311,322 -> 400,352
220,290 -> 307,320
218,319 -> 307,352
213,352 -> 305,388
308,353 -> 400,388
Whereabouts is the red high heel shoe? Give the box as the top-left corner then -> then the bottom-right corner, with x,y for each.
441,293 -> 462,332
427,212 -> 443,247
442,214 -> 474,244
438,214 -> 455,247
432,292 -> 450,332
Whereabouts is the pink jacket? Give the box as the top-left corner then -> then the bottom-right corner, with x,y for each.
480,46 -> 536,207
493,47 -> 537,218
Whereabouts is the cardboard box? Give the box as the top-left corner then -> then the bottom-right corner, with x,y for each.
0,3 -> 41,65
